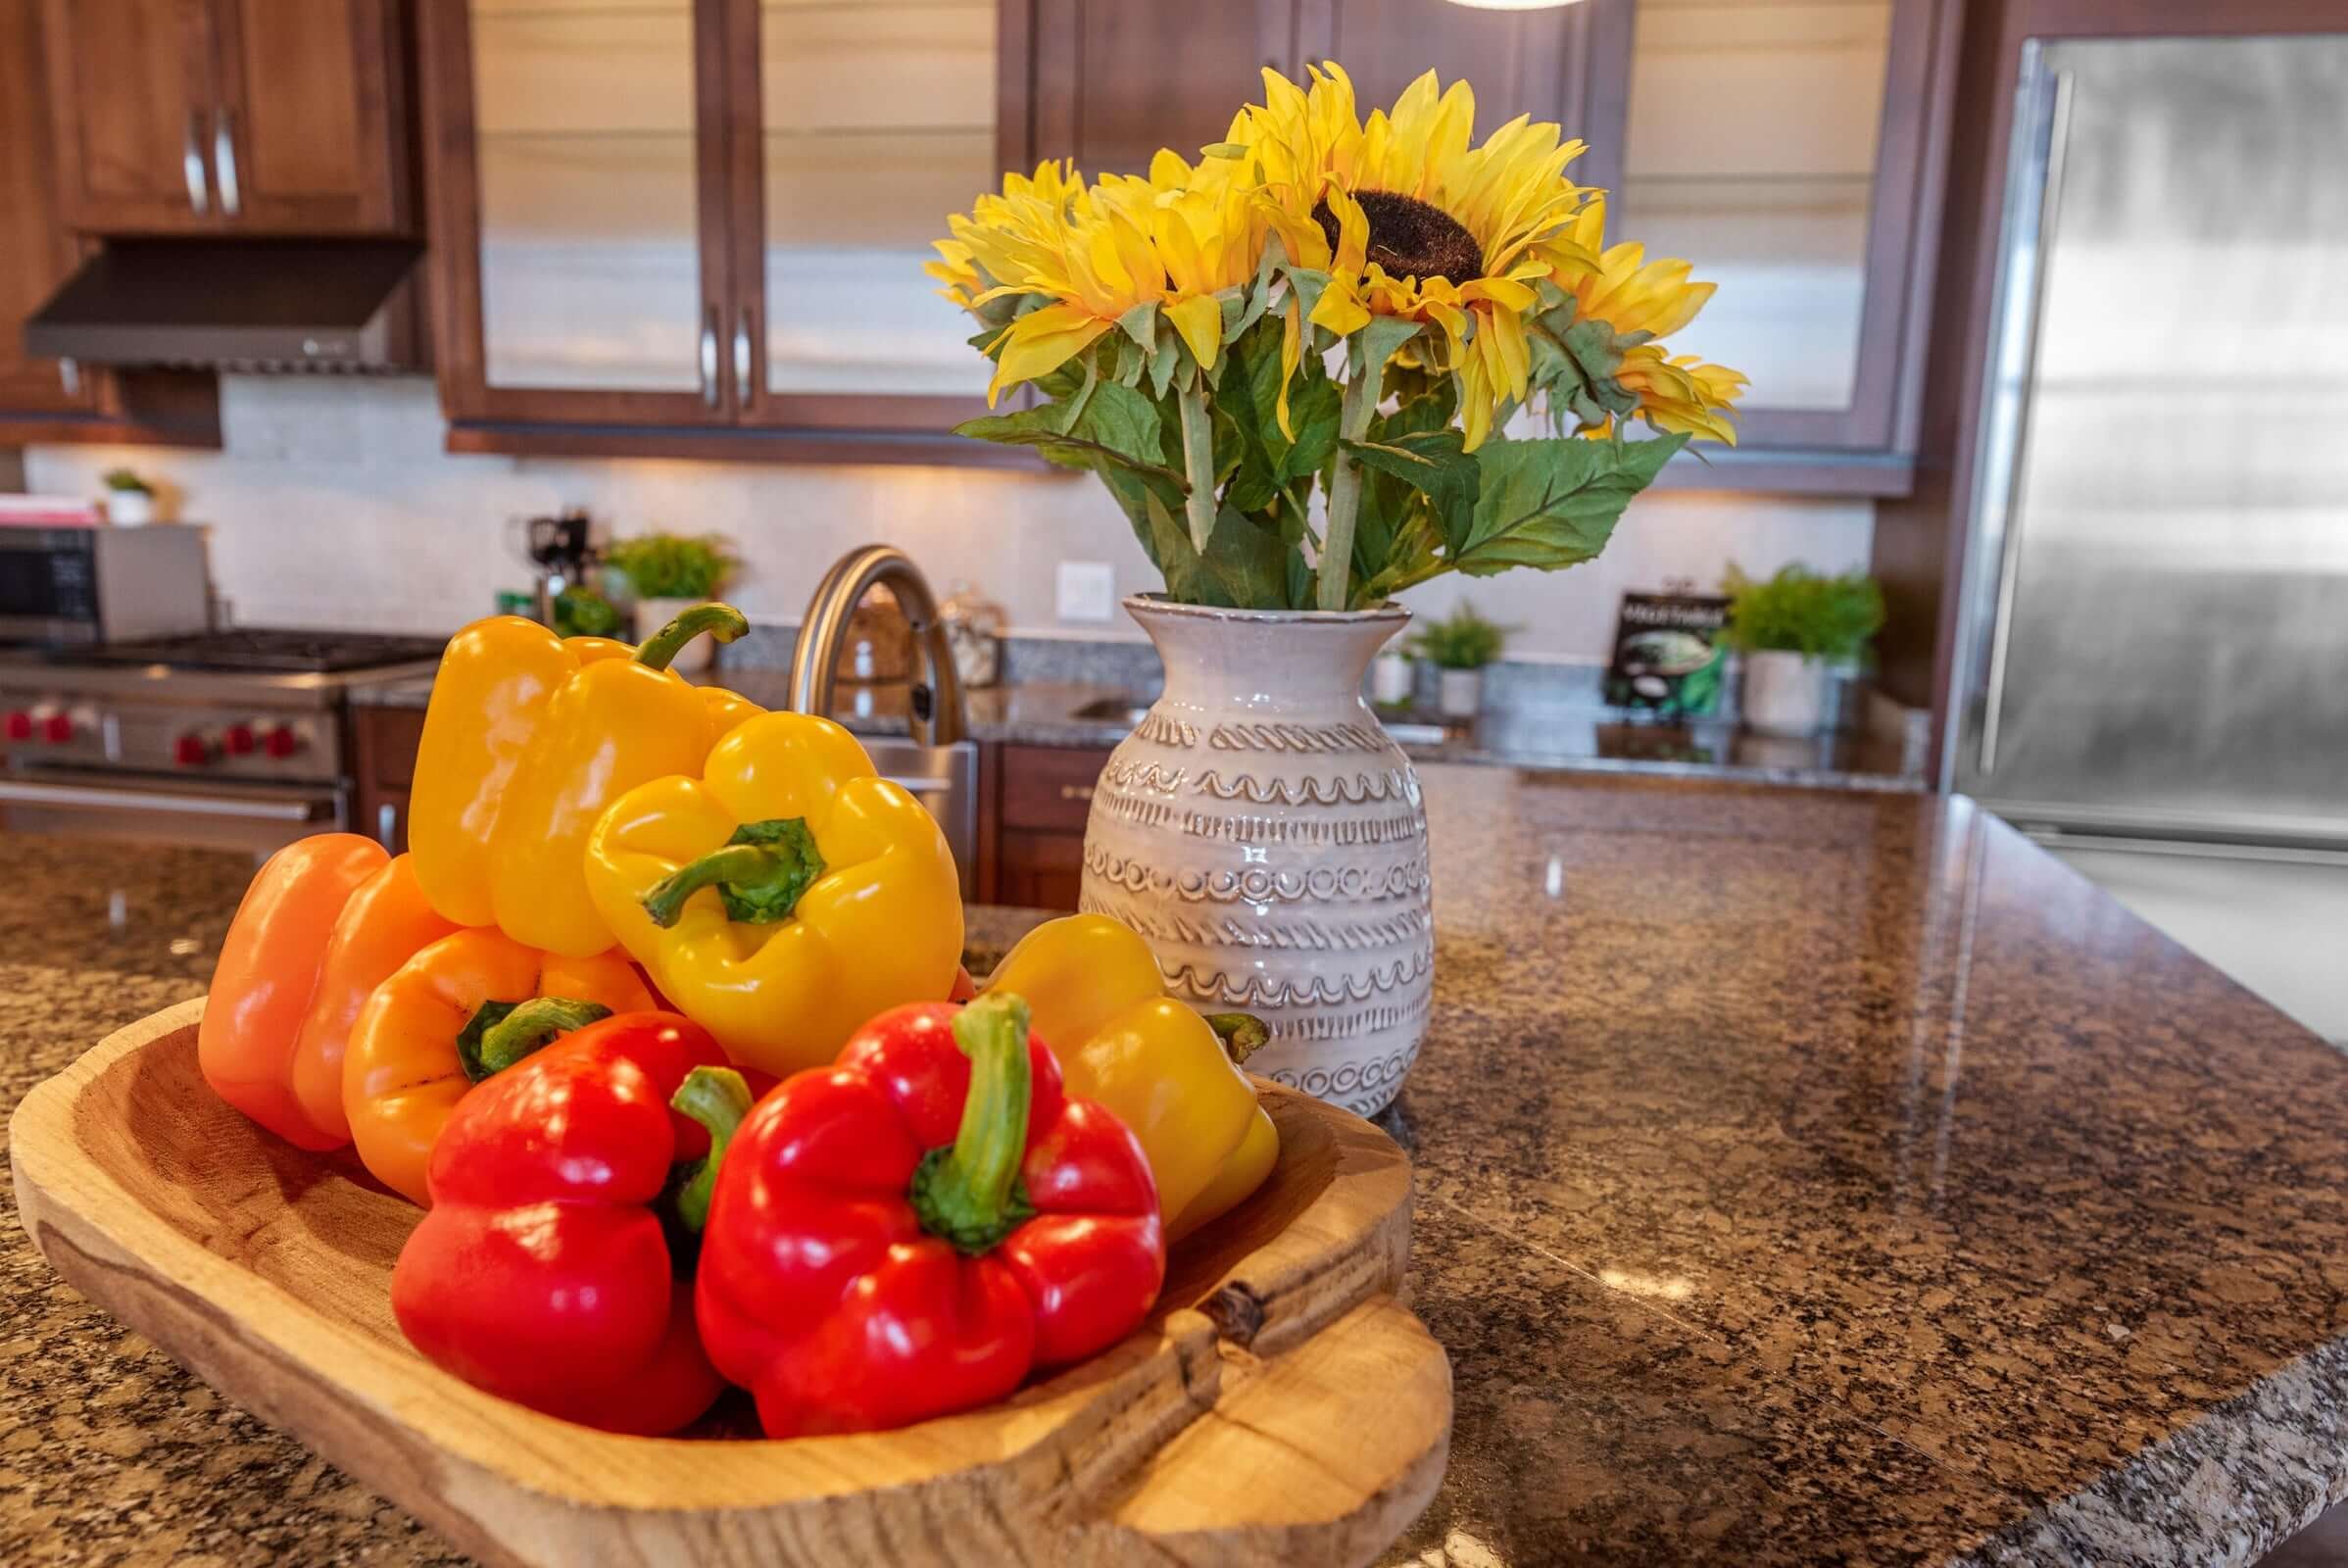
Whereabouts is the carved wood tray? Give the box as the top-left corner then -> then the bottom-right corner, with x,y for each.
10,998 -> 1450,1568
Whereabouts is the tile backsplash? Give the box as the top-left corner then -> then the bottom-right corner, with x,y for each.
26,376 -> 1874,663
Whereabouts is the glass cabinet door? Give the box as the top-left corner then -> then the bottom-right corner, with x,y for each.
1616,0 -> 1930,451
736,0 -> 999,424
458,0 -> 722,412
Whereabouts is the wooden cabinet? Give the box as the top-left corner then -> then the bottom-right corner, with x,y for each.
39,0 -> 412,235
1604,0 -> 1960,494
980,742 -> 1107,912
353,705 -> 424,854
1024,0 -> 1289,176
427,0 -> 1003,460
1,0 -> 218,445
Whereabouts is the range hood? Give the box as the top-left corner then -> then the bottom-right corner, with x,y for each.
24,239 -> 424,372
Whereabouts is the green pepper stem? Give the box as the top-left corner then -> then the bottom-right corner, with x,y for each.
1204,1011 -> 1270,1066
467,996 -> 612,1080
640,817 -> 825,928
667,1066 -> 754,1236
635,603 -> 749,671
910,994 -> 1037,1255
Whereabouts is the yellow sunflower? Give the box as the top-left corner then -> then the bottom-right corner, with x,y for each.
1221,64 -> 1598,449
1547,193 -> 1745,443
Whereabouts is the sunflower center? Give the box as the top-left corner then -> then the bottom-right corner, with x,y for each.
1312,190 -> 1485,286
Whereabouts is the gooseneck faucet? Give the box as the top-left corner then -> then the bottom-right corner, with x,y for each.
787,546 -> 967,749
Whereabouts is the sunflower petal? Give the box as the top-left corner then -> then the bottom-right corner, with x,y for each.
1166,293 -> 1224,372
988,307 -> 1112,404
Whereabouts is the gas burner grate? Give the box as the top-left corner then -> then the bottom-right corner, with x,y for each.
71,627 -> 449,673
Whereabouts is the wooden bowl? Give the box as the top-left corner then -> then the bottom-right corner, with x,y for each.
10,999 -> 1450,1567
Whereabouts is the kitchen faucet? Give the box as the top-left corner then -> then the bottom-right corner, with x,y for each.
787,545 -> 967,748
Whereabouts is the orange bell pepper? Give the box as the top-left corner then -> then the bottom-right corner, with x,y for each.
200,834 -> 389,1151
343,928 -> 655,1206
286,854 -> 464,1145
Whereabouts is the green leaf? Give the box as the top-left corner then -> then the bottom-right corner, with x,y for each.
1353,315 -> 1423,376
1146,332 -> 1180,400
1111,333 -> 1144,387
1117,302 -> 1160,353
1452,433 -> 1688,576
1197,502 -> 1304,609
1341,428 -> 1479,540
952,392 -> 1184,494
1143,490 -> 1221,606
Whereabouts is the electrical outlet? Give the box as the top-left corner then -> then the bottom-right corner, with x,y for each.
1055,561 -> 1116,622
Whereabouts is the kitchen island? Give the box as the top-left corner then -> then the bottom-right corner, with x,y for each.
5,764 -> 2347,1565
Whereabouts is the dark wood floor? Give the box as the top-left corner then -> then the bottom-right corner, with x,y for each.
2262,1500 -> 2348,1566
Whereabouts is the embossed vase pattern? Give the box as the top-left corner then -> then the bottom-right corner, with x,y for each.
1080,598 -> 1434,1116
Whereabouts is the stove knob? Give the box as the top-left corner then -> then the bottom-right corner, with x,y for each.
41,710 -> 75,744
174,731 -> 215,768
222,722 -> 257,757
262,723 -> 303,760
2,710 -> 29,743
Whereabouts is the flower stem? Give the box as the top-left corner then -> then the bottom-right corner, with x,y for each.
1175,374 -> 1218,555
1317,343 -> 1382,612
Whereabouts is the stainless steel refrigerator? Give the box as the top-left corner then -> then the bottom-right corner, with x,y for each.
1947,31 -> 2348,1040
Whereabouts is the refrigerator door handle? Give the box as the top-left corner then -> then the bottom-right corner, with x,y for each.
1979,63 -> 2077,778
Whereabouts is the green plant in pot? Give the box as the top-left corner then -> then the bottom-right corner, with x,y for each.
102,468 -> 158,525
605,533 -> 740,676
1720,564 -> 1885,737
1409,602 -> 1511,718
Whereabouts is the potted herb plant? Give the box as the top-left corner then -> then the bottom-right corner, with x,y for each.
933,64 -> 1745,1112
1721,564 -> 1886,737
102,469 -> 158,525
604,532 -> 739,675
1410,602 -> 1509,718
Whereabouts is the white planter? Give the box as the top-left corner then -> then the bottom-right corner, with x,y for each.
104,491 -> 156,525
1370,649 -> 1416,706
1741,650 -> 1832,736
1080,597 -> 1435,1117
634,597 -> 716,674
1436,667 -> 1483,718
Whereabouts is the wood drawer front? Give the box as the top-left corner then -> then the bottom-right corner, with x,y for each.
356,706 -> 425,787
998,745 -> 1110,833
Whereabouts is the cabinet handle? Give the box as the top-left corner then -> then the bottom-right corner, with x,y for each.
182,112 -> 211,215
733,307 -> 754,397
375,802 -> 399,851
700,308 -> 719,409
58,358 -> 80,397
1057,783 -> 1095,803
214,109 -> 241,218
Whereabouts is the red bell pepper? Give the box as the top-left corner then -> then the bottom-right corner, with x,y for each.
696,992 -> 1165,1438
388,1003 -> 748,1436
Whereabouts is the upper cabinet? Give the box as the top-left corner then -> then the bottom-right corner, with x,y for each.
1,0 -> 218,445
421,0 -> 1953,483
39,0 -> 414,235
1608,0 -> 1957,490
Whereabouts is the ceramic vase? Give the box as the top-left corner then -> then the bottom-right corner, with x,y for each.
1080,597 -> 1435,1116
1741,649 -> 1831,736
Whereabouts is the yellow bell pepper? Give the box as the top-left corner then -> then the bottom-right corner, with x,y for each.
583,710 -> 964,1076
984,913 -> 1278,1242
409,605 -> 757,956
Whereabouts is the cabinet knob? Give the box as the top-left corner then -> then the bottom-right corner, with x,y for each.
1058,783 -> 1095,803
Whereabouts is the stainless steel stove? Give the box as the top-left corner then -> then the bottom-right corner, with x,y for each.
0,628 -> 445,855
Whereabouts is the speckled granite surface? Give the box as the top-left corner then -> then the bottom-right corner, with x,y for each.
5,768 -> 2344,1565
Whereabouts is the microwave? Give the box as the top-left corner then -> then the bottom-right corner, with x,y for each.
0,526 -> 212,646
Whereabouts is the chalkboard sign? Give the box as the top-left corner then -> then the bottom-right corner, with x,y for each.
1604,591 -> 1731,715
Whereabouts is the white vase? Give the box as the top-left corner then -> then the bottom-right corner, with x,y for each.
1436,667 -> 1483,718
104,491 -> 156,525
1080,597 -> 1435,1117
1741,649 -> 1831,736
635,596 -> 716,674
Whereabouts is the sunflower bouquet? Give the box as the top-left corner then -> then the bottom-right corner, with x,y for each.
930,65 -> 1746,613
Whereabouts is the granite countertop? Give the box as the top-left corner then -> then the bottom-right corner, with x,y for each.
7,769 -> 2343,1565
354,663 -> 1926,792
